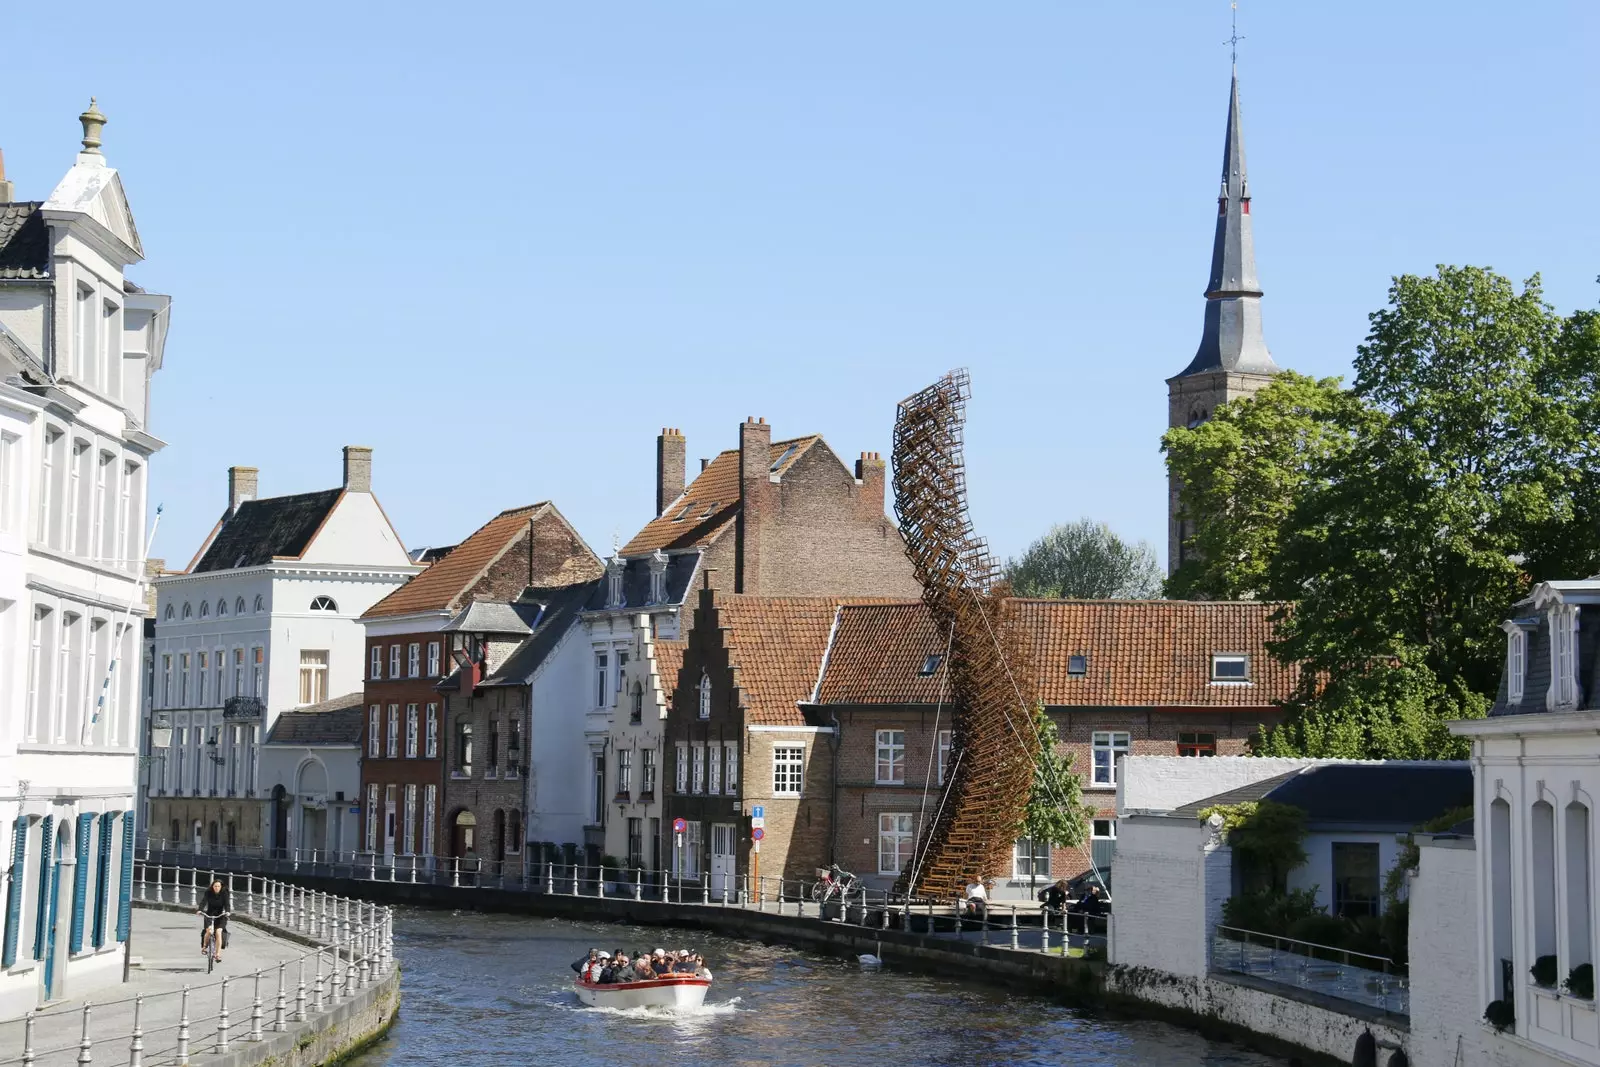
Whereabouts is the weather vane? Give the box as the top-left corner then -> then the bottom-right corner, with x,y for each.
1227,1 -> 1245,65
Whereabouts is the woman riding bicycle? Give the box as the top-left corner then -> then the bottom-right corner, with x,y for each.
198,878 -> 231,961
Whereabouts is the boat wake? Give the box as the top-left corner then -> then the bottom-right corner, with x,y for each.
576,996 -> 743,1021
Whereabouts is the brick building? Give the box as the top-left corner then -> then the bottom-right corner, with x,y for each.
806,598 -> 1300,897
358,503 -> 600,868
662,587 -> 880,897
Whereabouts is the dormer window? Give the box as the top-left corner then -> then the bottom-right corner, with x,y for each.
648,551 -> 668,605
1507,627 -> 1528,705
1548,604 -> 1579,710
918,654 -> 943,677
606,558 -> 626,609
1068,655 -> 1088,677
1210,654 -> 1249,683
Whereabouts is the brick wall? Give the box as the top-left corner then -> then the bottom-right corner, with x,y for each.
441,686 -> 530,875
465,509 -> 603,603
361,630 -> 448,853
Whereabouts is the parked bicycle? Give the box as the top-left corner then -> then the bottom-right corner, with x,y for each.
810,864 -> 859,903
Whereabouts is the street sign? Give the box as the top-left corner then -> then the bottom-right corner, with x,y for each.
672,817 -> 687,834
750,816 -> 764,829
752,827 -> 764,841
751,805 -> 764,819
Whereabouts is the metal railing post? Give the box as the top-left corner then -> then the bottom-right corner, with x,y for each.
250,970 -> 264,1041
176,986 -> 191,1065
636,868 -> 643,901
1041,908 -> 1051,954
313,952 -> 327,1013
20,1011 -> 33,1067
572,865 -> 579,896
598,865 -> 606,898
546,861 -> 554,894
275,961 -> 288,1031
294,957 -> 307,1022
75,1004 -> 93,1066
216,977 -> 232,1053
1010,906 -> 1019,950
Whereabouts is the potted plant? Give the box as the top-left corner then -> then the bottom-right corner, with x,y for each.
1531,955 -> 1560,989
1568,963 -> 1595,1000
1483,999 -> 1515,1032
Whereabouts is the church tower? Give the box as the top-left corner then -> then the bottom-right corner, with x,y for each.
1167,65 -> 1281,573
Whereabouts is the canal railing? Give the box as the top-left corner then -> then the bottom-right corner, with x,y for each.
136,841 -> 1108,957
0,864 -> 395,1067
1209,924 -> 1409,1016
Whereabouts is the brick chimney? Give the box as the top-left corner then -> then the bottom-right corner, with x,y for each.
227,466 -> 259,518
656,428 -> 686,517
343,446 -> 373,493
736,417 -> 772,594
855,451 -> 887,517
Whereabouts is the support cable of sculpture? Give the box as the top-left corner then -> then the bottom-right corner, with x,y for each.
890,370 -> 1041,900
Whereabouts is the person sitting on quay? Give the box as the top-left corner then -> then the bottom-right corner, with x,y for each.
1038,880 -> 1068,916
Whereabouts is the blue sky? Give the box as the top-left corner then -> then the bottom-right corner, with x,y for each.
3,2 -> 1596,570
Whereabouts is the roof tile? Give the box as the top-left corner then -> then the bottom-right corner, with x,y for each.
0,203 -> 49,280
364,504 -> 548,618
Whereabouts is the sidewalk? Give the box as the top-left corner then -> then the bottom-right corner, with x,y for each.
0,908 -> 341,1067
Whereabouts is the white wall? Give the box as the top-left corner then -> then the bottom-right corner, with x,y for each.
1112,814 -> 1229,979
1287,830 -> 1406,915
527,622 -> 594,847
257,745 -> 361,856
1117,756 -> 1345,815
299,493 -> 410,568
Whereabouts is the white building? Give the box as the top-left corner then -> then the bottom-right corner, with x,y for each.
257,692 -> 363,859
1410,579 -> 1600,1067
0,102 -> 167,1013
141,449 -> 419,857
598,610 -> 684,869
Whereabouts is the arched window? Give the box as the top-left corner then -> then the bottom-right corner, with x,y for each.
698,671 -> 711,720
1533,800 -> 1557,982
199,601 -> 210,618
253,595 -> 264,613
181,602 -> 192,619
508,810 -> 523,854
1568,802 -> 1592,978
235,597 -> 246,615
164,604 -> 175,621
309,595 -> 337,612
216,599 -> 228,617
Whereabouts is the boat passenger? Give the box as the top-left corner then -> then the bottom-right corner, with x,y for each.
572,948 -> 598,974
615,953 -> 638,983
587,951 -> 611,981
693,954 -> 711,979
634,955 -> 657,980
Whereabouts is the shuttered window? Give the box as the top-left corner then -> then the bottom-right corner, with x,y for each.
33,815 -> 53,960
115,814 -> 134,942
70,812 -> 93,954
2,816 -> 26,966
93,812 -> 114,948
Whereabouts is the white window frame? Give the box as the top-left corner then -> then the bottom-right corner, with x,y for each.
698,672 -> 711,719
371,646 -> 382,680
368,706 -> 381,758
618,748 -> 633,795
389,644 -> 401,680
937,729 -> 952,785
365,783 -> 378,851
422,784 -> 437,857
424,704 -> 439,759
386,705 -> 399,759
402,784 -> 417,855
1012,837 -> 1051,881
595,652 -> 609,708
1507,627 -> 1527,705
692,743 -> 705,794
724,742 -> 738,793
642,746 -> 657,794
1210,653 -> 1250,683
1092,731 -> 1131,787
675,742 -> 688,794
878,812 -> 914,875
299,649 -> 328,705
1092,818 -> 1117,840
405,704 -> 419,758
407,643 -> 420,678
875,729 -> 906,784
427,641 -> 441,677
773,745 -> 804,797
1550,605 -> 1579,709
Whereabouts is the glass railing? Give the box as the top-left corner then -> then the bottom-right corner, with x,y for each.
1210,925 -> 1408,1016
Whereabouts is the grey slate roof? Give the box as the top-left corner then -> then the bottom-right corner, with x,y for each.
264,692 -> 365,745
1173,70 -> 1278,380
478,580 -> 604,687
1171,762 -> 1473,830
191,489 -> 343,572
582,550 -> 701,614
441,600 -> 538,636
0,203 -> 49,281
1489,583 -> 1600,717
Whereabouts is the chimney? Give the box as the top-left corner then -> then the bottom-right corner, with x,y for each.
656,428 -> 686,517
700,458 -> 709,472
855,451 -> 887,517
343,446 -> 373,493
0,149 -> 13,203
736,417 -> 772,594
227,466 -> 259,518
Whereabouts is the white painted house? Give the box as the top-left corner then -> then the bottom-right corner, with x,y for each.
1410,579 -> 1600,1067
140,450 -> 420,859
0,103 -> 167,1014
257,692 -> 363,859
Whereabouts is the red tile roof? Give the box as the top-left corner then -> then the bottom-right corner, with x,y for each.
619,437 -> 818,556
814,599 -> 1297,708
363,504 -> 548,618
653,638 -> 686,697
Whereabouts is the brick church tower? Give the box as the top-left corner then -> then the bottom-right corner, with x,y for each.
1167,65 -> 1281,573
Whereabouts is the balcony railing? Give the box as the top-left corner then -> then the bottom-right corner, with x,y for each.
1210,924 -> 1408,1016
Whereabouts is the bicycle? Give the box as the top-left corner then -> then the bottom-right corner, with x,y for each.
201,912 -> 230,973
810,864 -> 859,904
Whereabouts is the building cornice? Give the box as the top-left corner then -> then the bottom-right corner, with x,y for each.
1451,709 -> 1600,738
27,570 -> 147,614
155,562 -> 422,587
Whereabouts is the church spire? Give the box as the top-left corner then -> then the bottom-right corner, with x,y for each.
1172,65 -> 1277,379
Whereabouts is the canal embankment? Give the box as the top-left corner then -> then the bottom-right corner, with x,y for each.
211,869 -> 1381,1066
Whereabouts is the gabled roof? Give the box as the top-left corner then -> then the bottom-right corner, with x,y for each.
620,437 -> 819,556
264,692 -> 365,746
0,203 -> 48,280
813,599 -> 1298,707
479,581 -> 604,687
1169,762 -> 1473,829
364,504 -> 560,619
191,489 -> 344,573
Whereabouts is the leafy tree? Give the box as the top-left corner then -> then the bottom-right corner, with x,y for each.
1197,800 -> 1308,891
1163,372 -> 1361,601
1016,705 -> 1091,891
1006,519 -> 1162,600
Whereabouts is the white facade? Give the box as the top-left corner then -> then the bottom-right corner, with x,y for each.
140,455 -> 419,853
525,622 -> 600,850
0,107 -> 166,1014
600,612 -> 682,868
258,735 -> 360,858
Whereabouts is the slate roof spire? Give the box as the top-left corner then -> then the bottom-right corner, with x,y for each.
1173,65 -> 1277,379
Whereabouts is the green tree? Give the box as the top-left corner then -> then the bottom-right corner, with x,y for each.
1006,519 -> 1162,600
1016,705 -> 1091,892
1163,372 -> 1361,601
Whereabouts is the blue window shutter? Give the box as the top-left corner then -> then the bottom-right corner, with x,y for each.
32,815 -> 52,960
69,812 -> 92,954
2,816 -> 26,967
92,813 -> 113,949
115,814 -> 134,942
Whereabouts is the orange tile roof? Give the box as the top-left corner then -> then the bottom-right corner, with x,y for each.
814,599 -> 1298,708
363,504 -> 548,618
619,437 -> 819,556
653,638 -> 686,698
704,595 -> 896,725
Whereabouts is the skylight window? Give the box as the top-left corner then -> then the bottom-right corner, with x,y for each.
699,501 -> 720,519
769,444 -> 799,472
1211,654 -> 1250,682
673,502 -> 695,522
918,654 -> 943,677
1068,655 -> 1088,676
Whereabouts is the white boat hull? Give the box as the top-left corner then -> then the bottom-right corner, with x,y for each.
574,975 -> 711,1010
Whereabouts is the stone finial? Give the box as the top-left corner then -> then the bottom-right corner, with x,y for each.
79,97 -> 107,155
0,149 -> 13,203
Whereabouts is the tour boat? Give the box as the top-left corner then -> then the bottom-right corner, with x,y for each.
574,972 -> 712,1010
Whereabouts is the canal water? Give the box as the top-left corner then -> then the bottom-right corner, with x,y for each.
348,909 -> 1291,1067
